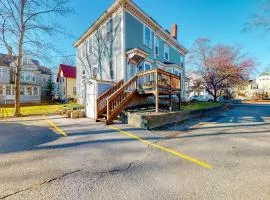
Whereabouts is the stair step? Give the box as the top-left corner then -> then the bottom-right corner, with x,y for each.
101,114 -> 107,118
96,118 -> 107,122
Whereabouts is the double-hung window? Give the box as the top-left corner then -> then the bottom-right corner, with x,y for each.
164,44 -> 169,61
0,85 -> 3,95
154,35 -> 159,59
144,62 -> 153,83
26,86 -> 32,95
21,72 -> 25,81
32,73 -> 36,82
33,87 -> 38,95
144,62 -> 152,71
143,25 -> 152,48
106,18 -> 113,43
25,72 -> 31,81
6,86 -> 11,95
20,86 -> 25,95
180,55 -> 184,67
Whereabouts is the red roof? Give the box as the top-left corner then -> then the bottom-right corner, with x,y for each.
56,64 -> 76,82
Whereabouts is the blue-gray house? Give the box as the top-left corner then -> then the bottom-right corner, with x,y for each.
75,0 -> 188,124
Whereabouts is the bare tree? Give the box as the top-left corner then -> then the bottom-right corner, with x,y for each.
61,55 -> 75,66
188,38 -> 255,101
245,0 -> 270,33
0,0 -> 73,116
77,17 -> 121,81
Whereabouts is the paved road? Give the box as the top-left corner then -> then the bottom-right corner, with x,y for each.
0,104 -> 269,200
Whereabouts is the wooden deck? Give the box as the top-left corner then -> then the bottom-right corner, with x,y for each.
136,68 -> 181,95
96,68 -> 181,125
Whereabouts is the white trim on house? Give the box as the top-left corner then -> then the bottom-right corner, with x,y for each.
74,0 -> 188,55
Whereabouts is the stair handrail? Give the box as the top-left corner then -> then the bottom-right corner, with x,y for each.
106,76 -> 138,124
96,79 -> 124,118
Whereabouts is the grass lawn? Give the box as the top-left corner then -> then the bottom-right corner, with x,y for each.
1,104 -> 67,117
182,102 -> 223,113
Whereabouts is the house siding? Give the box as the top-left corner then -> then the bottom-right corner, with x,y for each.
124,11 -> 185,97
0,66 -> 10,84
76,10 -> 123,82
76,9 -> 124,104
124,11 -> 184,66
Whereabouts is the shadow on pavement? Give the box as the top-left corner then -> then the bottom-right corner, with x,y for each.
0,122 -> 60,154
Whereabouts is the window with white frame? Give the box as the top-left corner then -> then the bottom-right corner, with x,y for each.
0,84 -> 3,95
26,86 -> 32,95
6,85 -> 11,95
32,73 -> 36,82
33,87 -> 38,95
144,61 -> 152,71
143,25 -> 152,48
180,55 -> 184,66
154,35 -> 159,58
25,72 -> 31,81
164,44 -> 169,61
20,86 -> 25,95
144,62 -> 153,82
106,18 -> 113,42
0,68 -> 3,77
21,72 -> 25,81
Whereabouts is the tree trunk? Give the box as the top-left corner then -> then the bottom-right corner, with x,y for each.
13,2 -> 25,117
14,52 -> 23,117
14,70 -> 21,117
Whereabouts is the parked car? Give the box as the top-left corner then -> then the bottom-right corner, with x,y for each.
189,95 -> 214,102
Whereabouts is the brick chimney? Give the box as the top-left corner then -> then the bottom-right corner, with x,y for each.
171,24 -> 178,40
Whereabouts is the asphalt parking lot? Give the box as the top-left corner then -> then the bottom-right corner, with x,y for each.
0,104 -> 269,200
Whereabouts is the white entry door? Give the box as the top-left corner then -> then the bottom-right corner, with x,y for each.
85,82 -> 96,119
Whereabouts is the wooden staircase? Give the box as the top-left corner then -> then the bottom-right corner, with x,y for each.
96,76 -> 138,125
96,68 -> 181,125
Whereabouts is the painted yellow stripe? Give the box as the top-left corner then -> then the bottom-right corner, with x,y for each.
109,125 -> 212,169
43,116 -> 67,137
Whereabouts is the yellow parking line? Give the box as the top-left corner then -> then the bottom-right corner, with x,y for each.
109,125 -> 212,169
43,116 -> 67,137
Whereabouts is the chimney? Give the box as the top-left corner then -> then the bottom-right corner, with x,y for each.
171,24 -> 178,40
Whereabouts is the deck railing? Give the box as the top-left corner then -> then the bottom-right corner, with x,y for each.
106,76 -> 138,124
96,79 -> 124,119
136,68 -> 181,92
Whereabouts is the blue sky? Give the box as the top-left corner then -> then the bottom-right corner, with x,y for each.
41,0 -> 270,75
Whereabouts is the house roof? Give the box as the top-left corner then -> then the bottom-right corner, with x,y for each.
0,53 -> 13,66
38,66 -> 52,75
56,64 -> 76,82
258,72 -> 270,77
74,0 -> 188,54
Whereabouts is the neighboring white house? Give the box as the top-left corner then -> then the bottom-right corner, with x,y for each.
256,72 -> 270,98
185,72 -> 210,100
234,72 -> 270,100
0,53 -> 52,104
